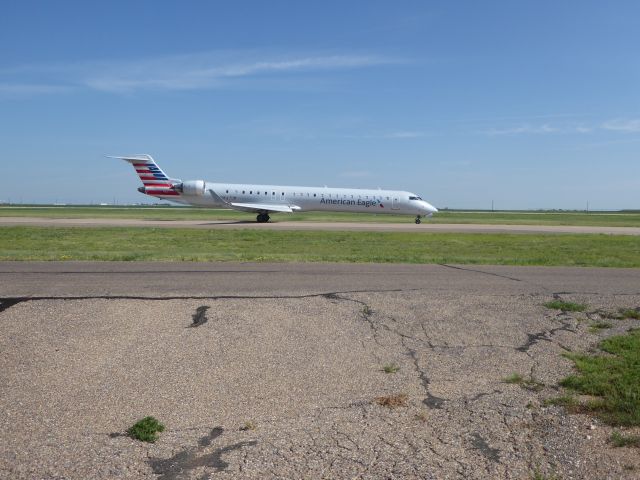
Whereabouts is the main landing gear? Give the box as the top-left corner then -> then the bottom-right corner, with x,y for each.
415,215 -> 422,224
256,213 -> 270,223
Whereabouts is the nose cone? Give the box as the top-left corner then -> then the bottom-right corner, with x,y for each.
422,201 -> 438,214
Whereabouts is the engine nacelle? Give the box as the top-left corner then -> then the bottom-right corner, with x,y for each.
174,180 -> 205,196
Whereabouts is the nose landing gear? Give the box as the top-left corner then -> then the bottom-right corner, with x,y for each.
415,215 -> 422,224
256,213 -> 270,223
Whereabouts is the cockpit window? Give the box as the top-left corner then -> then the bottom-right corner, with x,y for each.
409,196 -> 422,201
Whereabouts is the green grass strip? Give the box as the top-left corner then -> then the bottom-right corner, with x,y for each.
0,227 -> 639,266
561,329 -> 640,426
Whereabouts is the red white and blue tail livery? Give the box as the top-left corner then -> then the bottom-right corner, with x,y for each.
113,154 -> 437,223
109,154 -> 181,198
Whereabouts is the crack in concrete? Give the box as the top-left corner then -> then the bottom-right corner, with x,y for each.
148,427 -> 257,479
0,289 -> 409,314
406,347 -> 445,409
438,264 -> 523,282
467,389 -> 502,402
516,318 -> 576,353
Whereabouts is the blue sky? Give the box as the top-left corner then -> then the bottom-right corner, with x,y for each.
1,1 -> 639,209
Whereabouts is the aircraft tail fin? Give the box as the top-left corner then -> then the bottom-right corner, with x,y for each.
108,154 -> 177,187
109,154 -> 182,198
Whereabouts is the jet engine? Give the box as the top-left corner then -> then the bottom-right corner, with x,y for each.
173,180 -> 205,196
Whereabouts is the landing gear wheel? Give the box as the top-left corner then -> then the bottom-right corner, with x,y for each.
256,213 -> 270,223
415,216 -> 421,224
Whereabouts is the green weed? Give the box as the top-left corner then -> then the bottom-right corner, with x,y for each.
127,416 -> 165,443
544,300 -> 588,312
619,308 -> 640,320
589,321 -> 613,332
503,373 -> 545,392
610,431 -> 640,448
382,363 -> 400,374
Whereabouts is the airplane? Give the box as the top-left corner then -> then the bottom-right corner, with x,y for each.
112,154 -> 438,224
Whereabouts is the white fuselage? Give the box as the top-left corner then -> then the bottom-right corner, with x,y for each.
174,182 -> 437,217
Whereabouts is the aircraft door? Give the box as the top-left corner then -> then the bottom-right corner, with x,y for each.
392,197 -> 400,210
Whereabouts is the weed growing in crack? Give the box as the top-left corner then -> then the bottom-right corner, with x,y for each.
619,308 -> 640,320
374,393 -> 408,408
610,431 -> 640,448
589,321 -> 613,332
543,395 -> 589,413
544,300 -> 587,312
504,373 -> 524,384
503,373 -> 545,392
594,308 -> 640,321
415,410 -> 428,422
531,468 -> 561,480
382,363 -> 400,374
361,305 -> 373,316
127,416 -> 165,443
240,421 -> 256,431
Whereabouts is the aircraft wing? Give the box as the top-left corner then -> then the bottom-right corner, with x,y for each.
208,188 -> 300,213
228,202 -> 301,213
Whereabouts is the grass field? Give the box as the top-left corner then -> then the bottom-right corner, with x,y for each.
1,226 -> 638,266
1,205 -> 639,227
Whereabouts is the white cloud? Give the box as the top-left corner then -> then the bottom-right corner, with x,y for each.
84,54 -> 393,92
484,124 -> 560,135
483,123 -> 597,136
384,131 -> 425,138
341,130 -> 431,139
0,51 -> 398,96
601,118 -> 640,133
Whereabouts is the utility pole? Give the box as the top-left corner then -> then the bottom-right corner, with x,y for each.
491,200 -> 494,212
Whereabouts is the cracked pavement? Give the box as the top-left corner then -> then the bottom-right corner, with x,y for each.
1,262 -> 639,479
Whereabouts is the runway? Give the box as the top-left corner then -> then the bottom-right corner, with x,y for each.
1,262 -> 639,479
2,216 -> 640,234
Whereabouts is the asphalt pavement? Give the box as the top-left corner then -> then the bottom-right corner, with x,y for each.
1,262 -> 639,479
